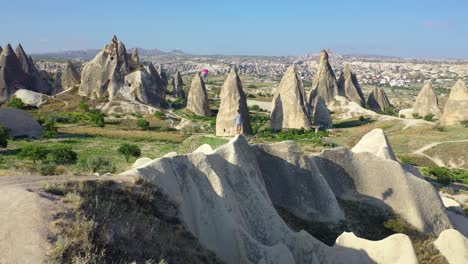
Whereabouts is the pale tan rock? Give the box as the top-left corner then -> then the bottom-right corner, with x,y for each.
270,65 -> 311,130
0,44 -> 30,102
338,64 -> 365,106
61,60 -> 81,90
413,82 -> 442,118
441,80 -> 468,125
367,87 -> 392,112
187,73 -> 210,116
434,229 -> 468,264
124,62 -> 166,107
335,232 -> 418,264
14,44 -> 51,95
172,70 -> 186,100
313,96 -> 333,129
13,89 -> 48,107
216,67 -> 252,136
309,50 -> 340,105
352,128 -> 396,160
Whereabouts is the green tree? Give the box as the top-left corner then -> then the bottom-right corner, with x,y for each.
49,146 -> 78,164
0,126 -> 9,148
8,97 -> 24,109
136,118 -> 150,130
79,102 -> 90,112
19,144 -> 48,163
88,110 -> 105,127
43,118 -> 58,138
118,143 -> 141,162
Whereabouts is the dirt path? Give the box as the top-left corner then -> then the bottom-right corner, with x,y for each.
0,175 -> 130,264
413,139 -> 468,167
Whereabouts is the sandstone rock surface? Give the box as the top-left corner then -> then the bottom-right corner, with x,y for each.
187,73 -> 210,116
0,107 -> 43,138
270,65 -> 311,130
434,229 -> 468,264
13,89 -> 48,107
309,50 -> 340,105
367,87 -> 392,112
216,67 -> 252,136
172,71 -> 186,100
312,96 -> 333,129
351,128 -> 396,160
440,80 -> 468,125
413,82 -> 442,118
338,65 -> 365,106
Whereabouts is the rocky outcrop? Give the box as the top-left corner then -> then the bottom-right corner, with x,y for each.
434,229 -> 468,264
187,73 -> 210,116
309,50 -> 340,105
313,129 -> 452,235
338,65 -> 365,106
60,61 -> 81,90
124,62 -> 166,107
121,133 -> 446,264
413,82 -> 442,118
79,35 -> 130,98
157,65 -> 168,92
13,89 -> 48,107
0,107 -> 43,138
270,65 -> 311,130
440,80 -> 468,125
367,87 -> 392,112
312,96 -> 333,129
78,36 -> 166,109
216,67 -> 252,136
0,43 -> 51,102
172,71 -> 186,100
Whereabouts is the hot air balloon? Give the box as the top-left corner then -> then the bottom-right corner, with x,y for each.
201,68 -> 209,79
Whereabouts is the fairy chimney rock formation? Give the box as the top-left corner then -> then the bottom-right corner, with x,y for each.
338,64 -> 366,106
187,73 -> 210,116
61,61 -> 81,90
440,80 -> 468,125
313,96 -> 333,129
270,65 -> 311,130
309,50 -> 340,106
412,82 -> 442,118
172,71 -> 186,100
367,87 -> 392,112
216,67 -> 252,136
79,36 -> 129,98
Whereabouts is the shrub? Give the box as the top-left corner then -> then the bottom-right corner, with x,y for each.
40,162 -> 58,175
88,110 -> 105,127
247,84 -> 257,88
19,144 -> 48,163
136,118 -> 150,130
423,114 -> 434,122
383,219 -> 407,233
48,146 -> 78,164
248,105 -> 260,111
424,167 -> 452,185
399,155 -> 418,166
154,111 -> 165,119
0,126 -> 9,148
412,113 -> 421,119
118,144 -> 141,162
78,157 -> 116,174
8,97 -> 24,109
43,118 -> 58,138
79,102 -> 90,112
400,114 -> 406,118
461,120 -> 468,128
358,115 -> 365,122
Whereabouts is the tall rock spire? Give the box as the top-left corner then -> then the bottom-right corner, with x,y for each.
338,64 -> 365,106
367,87 -> 392,112
0,44 -> 29,101
270,65 -> 311,130
172,70 -> 186,100
216,67 -> 252,136
413,82 -> 442,118
313,96 -> 333,129
61,60 -> 81,90
440,80 -> 468,125
187,73 -> 210,116
309,50 -> 340,106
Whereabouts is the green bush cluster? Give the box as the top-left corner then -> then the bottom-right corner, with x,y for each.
259,128 -> 329,144
118,143 -> 141,162
422,167 -> 468,185
88,110 -> 105,127
423,114 -> 434,121
19,144 -> 78,165
461,120 -> 468,128
137,119 -> 150,130
8,97 -> 25,109
43,118 -> 59,138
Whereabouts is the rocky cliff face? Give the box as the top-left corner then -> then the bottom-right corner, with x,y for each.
270,65 -> 311,130
216,67 -> 252,136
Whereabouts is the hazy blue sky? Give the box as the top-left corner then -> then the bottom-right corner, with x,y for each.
1,0 -> 467,58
